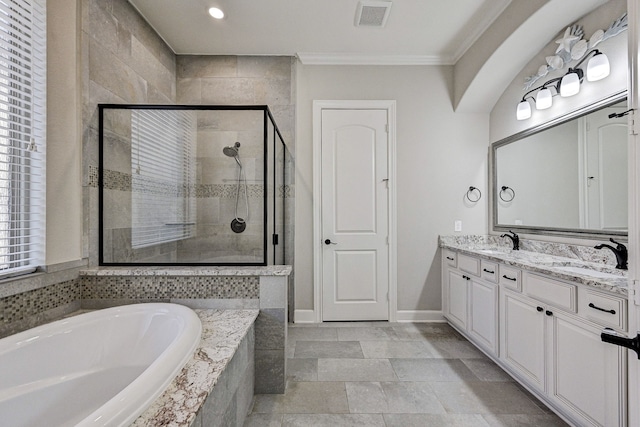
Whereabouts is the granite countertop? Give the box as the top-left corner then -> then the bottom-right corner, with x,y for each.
80,265 -> 292,277
132,309 -> 259,426
440,236 -> 628,296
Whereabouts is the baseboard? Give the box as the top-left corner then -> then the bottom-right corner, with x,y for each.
395,310 -> 445,323
294,309 -> 317,323
294,309 -> 445,323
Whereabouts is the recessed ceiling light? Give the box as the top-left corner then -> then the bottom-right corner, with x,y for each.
208,7 -> 224,19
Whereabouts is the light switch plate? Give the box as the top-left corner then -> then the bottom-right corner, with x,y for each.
454,220 -> 462,232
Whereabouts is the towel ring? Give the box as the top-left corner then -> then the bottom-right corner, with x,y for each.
500,186 -> 515,202
466,186 -> 481,203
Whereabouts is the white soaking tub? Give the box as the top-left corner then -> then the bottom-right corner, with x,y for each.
0,303 -> 202,427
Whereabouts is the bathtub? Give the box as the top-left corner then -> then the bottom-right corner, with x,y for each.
0,303 -> 202,427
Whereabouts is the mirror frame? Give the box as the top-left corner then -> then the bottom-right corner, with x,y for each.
492,91 -> 628,239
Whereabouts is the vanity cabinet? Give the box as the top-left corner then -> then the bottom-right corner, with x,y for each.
502,270 -> 626,427
442,249 -> 627,427
445,269 -> 468,330
550,310 -> 625,427
468,276 -> 498,354
501,289 -> 546,392
442,253 -> 498,356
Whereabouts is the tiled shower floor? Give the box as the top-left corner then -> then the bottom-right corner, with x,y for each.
244,322 -> 569,427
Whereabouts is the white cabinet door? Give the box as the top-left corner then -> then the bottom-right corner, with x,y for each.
469,278 -> 498,356
502,290 -> 546,392
550,312 -> 626,427
446,269 -> 468,330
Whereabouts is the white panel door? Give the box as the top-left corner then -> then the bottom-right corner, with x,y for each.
321,109 -> 389,321
584,105 -> 627,230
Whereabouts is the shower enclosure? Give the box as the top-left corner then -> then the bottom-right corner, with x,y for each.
98,105 -> 290,266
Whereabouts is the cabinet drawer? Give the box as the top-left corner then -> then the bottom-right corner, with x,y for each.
580,291 -> 626,331
499,265 -> 521,291
443,250 -> 457,268
481,260 -> 499,283
458,254 -> 480,276
525,273 -> 577,313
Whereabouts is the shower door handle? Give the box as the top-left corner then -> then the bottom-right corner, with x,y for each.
324,239 -> 337,245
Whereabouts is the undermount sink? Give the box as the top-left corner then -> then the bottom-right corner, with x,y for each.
553,265 -> 623,279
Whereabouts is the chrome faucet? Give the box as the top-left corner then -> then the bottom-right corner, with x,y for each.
594,238 -> 628,270
501,230 -> 519,251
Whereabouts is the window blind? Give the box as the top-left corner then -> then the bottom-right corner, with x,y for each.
131,110 -> 196,248
0,0 -> 46,278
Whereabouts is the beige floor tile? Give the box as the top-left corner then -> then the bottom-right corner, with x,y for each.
294,340 -> 363,358
318,358 -> 397,381
282,413 -> 386,426
391,358 -> 479,382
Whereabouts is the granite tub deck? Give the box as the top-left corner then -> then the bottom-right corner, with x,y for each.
79,266 -> 291,394
440,235 -> 628,295
133,309 -> 258,427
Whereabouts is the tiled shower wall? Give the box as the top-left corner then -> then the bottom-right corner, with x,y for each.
176,57 -> 296,268
83,0 -> 178,265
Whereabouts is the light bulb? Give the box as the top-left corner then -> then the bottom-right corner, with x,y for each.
535,88 -> 553,110
560,72 -> 580,97
208,7 -> 224,19
516,100 -> 532,120
587,52 -> 610,81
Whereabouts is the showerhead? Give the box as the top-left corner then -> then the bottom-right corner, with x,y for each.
223,142 -> 241,157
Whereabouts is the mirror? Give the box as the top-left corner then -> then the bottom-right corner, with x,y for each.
493,94 -> 627,237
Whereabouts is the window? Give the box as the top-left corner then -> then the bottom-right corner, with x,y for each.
0,0 -> 46,278
131,109 -> 196,248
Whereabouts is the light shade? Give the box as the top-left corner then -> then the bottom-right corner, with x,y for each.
535,88 -> 553,110
587,52 -> 610,81
516,100 -> 532,120
560,72 -> 581,97
208,7 -> 224,19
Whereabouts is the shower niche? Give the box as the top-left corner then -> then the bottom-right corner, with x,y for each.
98,105 -> 290,266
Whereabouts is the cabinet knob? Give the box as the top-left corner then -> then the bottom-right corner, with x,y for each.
545,310 -> 553,316
536,306 -> 543,312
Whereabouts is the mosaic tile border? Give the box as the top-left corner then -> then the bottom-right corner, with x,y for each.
89,165 -> 294,198
80,275 -> 260,300
0,279 -> 81,324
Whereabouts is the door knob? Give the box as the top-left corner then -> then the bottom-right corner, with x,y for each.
601,328 -> 640,359
324,239 -> 337,245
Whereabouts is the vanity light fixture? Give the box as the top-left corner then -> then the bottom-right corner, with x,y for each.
586,50 -> 610,81
516,49 -> 610,120
516,76 -> 561,120
208,7 -> 224,19
535,86 -> 553,109
559,69 -> 582,97
516,98 -> 532,120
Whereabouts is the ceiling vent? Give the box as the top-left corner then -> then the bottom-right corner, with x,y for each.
355,1 -> 392,27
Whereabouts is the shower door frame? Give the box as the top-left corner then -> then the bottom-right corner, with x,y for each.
97,104 -> 285,267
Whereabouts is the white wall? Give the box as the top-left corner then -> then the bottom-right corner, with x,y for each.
46,0 -> 83,265
295,63 -> 489,315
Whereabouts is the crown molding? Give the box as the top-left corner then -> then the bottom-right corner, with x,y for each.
296,52 -> 455,66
